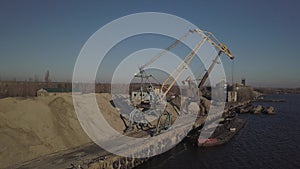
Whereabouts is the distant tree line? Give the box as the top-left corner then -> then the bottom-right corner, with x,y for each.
254,87 -> 300,94
0,81 -> 111,98
0,81 -> 184,98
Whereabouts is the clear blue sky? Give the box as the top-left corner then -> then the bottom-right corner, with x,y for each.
0,0 -> 299,87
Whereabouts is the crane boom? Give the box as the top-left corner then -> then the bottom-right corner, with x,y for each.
194,29 -> 234,88
194,29 -> 234,59
131,29 -> 234,103
139,30 -> 193,71
127,29 -> 235,135
161,29 -> 234,97
161,36 -> 208,97
198,50 -> 222,88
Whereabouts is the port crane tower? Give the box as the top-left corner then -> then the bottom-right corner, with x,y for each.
125,29 -> 234,134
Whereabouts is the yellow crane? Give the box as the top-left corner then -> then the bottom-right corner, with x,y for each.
127,29 -> 234,134
159,29 -> 234,99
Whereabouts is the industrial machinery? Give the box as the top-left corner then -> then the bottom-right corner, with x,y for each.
124,29 -> 234,135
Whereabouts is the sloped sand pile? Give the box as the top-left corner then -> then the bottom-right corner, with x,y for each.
0,93 -> 125,168
0,93 -> 182,168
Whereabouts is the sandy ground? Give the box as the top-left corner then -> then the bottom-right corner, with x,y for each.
0,93 -> 127,168
0,92 -> 191,168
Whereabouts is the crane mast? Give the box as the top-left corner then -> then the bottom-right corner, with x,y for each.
126,28 -> 235,134
161,36 -> 208,97
160,29 -> 234,98
132,29 -> 235,101
194,29 -> 234,89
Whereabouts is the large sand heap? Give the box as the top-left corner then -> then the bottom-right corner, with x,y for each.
0,93 -> 125,168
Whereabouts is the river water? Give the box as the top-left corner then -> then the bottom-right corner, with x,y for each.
136,94 -> 300,169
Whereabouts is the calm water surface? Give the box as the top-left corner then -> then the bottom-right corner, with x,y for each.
136,94 -> 300,169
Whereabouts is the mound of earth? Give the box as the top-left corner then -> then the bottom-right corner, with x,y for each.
0,93 -> 126,168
